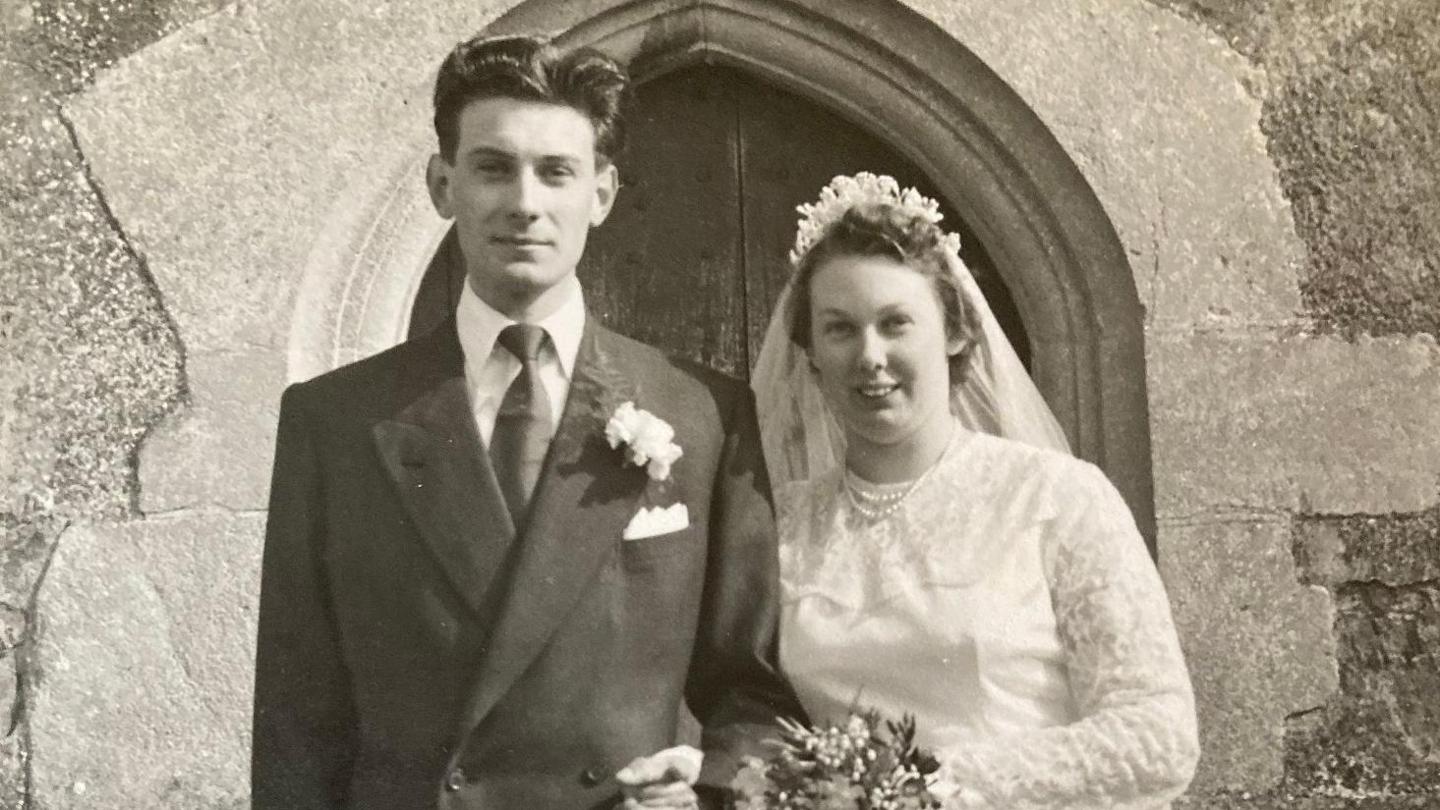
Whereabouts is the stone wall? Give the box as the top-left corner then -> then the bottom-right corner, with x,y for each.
2,0 -> 215,803
1,0 -> 1436,807
1152,1 -> 1440,804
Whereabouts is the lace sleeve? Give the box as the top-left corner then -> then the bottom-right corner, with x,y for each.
937,461 -> 1199,809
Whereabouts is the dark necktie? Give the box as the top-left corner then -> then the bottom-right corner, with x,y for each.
490,324 -> 554,523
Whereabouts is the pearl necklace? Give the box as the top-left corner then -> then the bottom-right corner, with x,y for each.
843,428 -> 958,522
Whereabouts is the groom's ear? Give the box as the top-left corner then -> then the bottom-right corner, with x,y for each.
590,161 -> 619,227
425,154 -> 455,219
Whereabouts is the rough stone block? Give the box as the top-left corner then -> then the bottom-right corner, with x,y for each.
1294,509 -> 1440,589
0,651 -> 20,807
61,0 -> 514,354
1159,518 -> 1336,793
0,103 -> 184,529
1153,0 -> 1440,339
915,0 -> 1304,329
0,721 -> 23,810
0,512 -> 60,617
0,604 -> 23,652
1149,332 -> 1440,516
29,513 -> 263,810
138,349 -> 286,513
1284,582 -> 1440,797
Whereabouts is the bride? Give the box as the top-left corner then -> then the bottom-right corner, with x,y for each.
750,174 -> 1200,808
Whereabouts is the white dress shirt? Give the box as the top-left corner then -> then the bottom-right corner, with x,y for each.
455,277 -> 585,446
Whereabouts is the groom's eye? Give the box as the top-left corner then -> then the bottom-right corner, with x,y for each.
473,161 -> 510,178
540,163 -> 577,183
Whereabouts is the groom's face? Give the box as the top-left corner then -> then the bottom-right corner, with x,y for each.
427,97 -> 619,317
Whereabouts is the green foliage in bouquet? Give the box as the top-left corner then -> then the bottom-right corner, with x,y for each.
730,710 -> 946,809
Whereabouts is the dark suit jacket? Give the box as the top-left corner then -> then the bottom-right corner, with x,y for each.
252,316 -> 804,809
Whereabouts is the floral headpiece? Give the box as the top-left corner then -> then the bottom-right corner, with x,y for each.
789,172 -> 963,266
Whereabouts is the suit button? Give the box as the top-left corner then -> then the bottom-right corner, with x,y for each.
444,768 -> 465,792
580,767 -> 605,787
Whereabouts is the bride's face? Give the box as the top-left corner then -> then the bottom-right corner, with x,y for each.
806,254 -> 962,456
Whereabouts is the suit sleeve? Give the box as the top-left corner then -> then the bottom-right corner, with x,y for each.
252,385 -> 357,809
685,384 -> 808,792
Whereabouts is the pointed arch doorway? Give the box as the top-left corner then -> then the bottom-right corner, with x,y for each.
403,0 -> 1156,550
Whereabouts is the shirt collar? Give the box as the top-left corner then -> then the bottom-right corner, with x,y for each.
455,275 -> 586,378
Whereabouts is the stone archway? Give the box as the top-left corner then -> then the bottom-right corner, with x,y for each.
289,0 -> 1156,542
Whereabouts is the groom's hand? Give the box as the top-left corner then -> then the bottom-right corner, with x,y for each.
616,745 -> 703,809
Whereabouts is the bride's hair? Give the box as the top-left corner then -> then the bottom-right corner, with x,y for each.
787,202 -> 981,382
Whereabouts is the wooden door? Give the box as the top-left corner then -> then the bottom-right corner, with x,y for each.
411,65 -> 1028,380
583,64 -> 1027,378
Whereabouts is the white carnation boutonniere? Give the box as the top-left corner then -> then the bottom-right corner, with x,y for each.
605,401 -> 683,481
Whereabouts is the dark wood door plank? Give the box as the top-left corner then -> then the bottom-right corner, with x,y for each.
579,67 -> 749,377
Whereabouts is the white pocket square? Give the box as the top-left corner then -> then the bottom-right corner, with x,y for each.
622,503 -> 690,540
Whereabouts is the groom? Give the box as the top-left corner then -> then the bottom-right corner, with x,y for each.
252,34 -> 801,809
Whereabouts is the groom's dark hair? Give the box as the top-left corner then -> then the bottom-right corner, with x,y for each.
433,34 -> 630,165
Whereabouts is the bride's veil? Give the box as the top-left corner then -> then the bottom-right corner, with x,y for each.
751,190 -> 1071,486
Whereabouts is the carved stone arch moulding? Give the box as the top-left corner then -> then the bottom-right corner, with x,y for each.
288,0 -> 1154,543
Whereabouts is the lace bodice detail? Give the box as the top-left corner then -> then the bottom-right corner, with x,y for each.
776,430 -> 1198,809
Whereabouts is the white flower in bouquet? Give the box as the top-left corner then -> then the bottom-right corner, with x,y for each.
731,709 -> 948,809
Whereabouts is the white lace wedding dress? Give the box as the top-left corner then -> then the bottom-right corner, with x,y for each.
776,425 -> 1199,809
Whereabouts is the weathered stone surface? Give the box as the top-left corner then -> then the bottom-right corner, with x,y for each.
911,0 -> 1304,330
1149,332 -> 1440,516
0,98 -> 184,526
0,94 -> 184,739
4,2 -> 230,805
5,0 -> 229,94
1150,0 -> 1440,340
1295,508 -> 1440,589
1287,505 -> 1440,798
138,350 -> 286,513
62,0 -> 512,355
0,0 -> 212,545
0,651 -> 21,808
1284,582 -> 1440,797
0,512 -> 60,616
0,739 -> 23,810
0,652 -> 14,731
1160,518 -> 1336,793
0,604 -> 24,653
29,514 -> 264,810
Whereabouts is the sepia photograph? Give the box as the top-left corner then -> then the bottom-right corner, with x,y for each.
1,0 -> 1436,807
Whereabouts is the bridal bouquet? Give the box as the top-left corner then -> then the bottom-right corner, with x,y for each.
730,710 -> 948,809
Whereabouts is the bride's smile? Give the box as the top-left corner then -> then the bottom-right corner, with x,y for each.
854,380 -> 899,401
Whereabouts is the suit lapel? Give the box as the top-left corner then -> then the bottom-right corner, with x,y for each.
459,320 -> 647,731
372,321 -> 515,618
